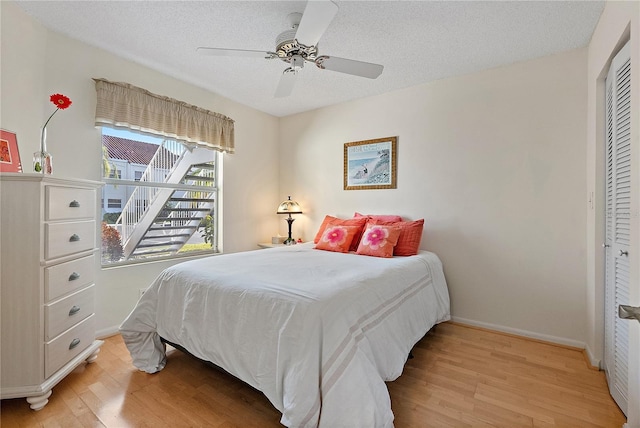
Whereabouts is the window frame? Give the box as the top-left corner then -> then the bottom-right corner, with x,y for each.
101,132 -> 220,267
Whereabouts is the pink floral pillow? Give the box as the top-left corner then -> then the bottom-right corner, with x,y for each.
314,215 -> 337,243
370,219 -> 424,256
313,215 -> 367,251
356,224 -> 401,258
315,225 -> 360,253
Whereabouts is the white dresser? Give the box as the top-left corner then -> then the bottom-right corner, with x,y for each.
0,173 -> 103,410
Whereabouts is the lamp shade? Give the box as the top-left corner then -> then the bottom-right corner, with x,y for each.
277,196 -> 302,215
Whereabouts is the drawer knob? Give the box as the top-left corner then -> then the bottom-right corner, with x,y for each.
69,200 -> 80,208
69,234 -> 80,242
69,338 -> 81,350
68,272 -> 80,281
69,305 -> 81,316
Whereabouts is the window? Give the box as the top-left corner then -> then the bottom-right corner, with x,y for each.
101,128 -> 218,266
107,199 -> 122,209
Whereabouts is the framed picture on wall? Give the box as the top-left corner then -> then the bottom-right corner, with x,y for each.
344,136 -> 397,190
0,129 -> 22,173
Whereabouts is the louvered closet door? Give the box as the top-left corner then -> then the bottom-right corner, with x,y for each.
604,40 -> 631,416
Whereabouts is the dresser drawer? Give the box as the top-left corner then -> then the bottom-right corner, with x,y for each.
46,186 -> 96,221
45,285 -> 94,341
45,314 -> 95,379
45,221 -> 95,260
45,254 -> 96,301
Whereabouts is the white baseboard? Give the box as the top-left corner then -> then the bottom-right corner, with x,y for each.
584,344 -> 602,369
451,316 -> 589,351
96,325 -> 120,339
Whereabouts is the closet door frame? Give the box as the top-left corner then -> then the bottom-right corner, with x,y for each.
603,40 -> 632,417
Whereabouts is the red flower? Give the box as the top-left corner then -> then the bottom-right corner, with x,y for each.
50,93 -> 72,110
42,93 -> 72,130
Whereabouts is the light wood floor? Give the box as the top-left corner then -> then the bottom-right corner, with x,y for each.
1,322 -> 625,427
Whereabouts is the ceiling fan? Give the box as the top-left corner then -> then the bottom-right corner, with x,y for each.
196,0 -> 384,98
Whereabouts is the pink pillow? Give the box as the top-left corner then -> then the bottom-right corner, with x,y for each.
354,212 -> 403,222
314,216 -> 367,251
356,224 -> 401,258
370,218 -> 424,256
314,215 -> 336,243
315,225 -> 360,253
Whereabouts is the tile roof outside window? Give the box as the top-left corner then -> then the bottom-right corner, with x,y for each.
102,135 -> 177,166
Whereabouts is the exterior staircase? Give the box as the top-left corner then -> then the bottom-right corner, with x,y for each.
115,141 -> 217,260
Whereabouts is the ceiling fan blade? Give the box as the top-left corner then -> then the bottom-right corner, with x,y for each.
275,70 -> 297,98
316,56 -> 384,79
295,0 -> 339,47
196,47 -> 273,59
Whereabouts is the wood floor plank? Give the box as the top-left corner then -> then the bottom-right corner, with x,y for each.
470,398 -> 535,426
1,322 -> 625,427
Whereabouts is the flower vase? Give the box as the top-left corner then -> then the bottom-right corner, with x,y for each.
33,127 -> 53,174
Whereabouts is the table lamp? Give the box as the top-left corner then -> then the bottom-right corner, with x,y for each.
277,196 -> 302,245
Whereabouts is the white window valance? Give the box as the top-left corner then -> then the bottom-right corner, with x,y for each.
93,78 -> 234,154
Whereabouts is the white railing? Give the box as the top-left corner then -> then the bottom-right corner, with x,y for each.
116,140 -> 187,243
165,165 -> 216,227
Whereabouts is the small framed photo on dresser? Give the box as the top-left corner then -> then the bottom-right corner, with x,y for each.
0,129 -> 22,173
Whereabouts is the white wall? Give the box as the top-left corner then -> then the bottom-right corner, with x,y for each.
0,2 -> 281,335
586,0 -> 639,422
279,49 -> 588,346
1,1 -> 613,352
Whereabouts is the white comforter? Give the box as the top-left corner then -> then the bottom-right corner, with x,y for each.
120,243 -> 450,427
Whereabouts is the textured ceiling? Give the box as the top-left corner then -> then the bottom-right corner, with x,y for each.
16,1 -> 604,117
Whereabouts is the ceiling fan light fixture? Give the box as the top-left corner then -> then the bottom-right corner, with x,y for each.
291,55 -> 304,71
275,37 -> 317,62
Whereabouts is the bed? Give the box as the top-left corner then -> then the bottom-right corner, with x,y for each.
120,242 -> 450,427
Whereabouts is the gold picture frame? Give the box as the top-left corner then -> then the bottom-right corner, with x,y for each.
344,136 -> 397,190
